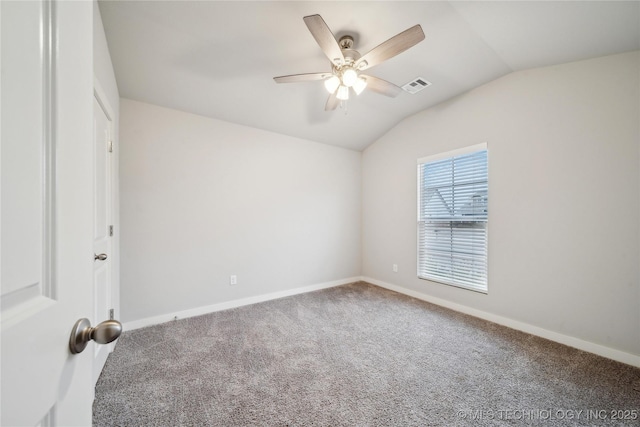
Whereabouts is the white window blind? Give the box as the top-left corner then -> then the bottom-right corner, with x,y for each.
417,144 -> 488,293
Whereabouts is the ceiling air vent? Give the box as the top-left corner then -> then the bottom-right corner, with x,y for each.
402,77 -> 431,94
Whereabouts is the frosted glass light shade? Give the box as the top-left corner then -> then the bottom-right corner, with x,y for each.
342,68 -> 358,87
353,77 -> 367,95
336,85 -> 349,100
324,76 -> 340,94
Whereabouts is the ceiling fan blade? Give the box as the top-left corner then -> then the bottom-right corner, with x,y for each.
356,25 -> 425,71
303,14 -> 345,66
273,72 -> 332,84
325,90 -> 340,111
361,75 -> 403,98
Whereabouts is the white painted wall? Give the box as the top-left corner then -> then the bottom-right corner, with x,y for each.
94,3 -> 119,113
119,99 -> 361,323
93,2 -> 120,321
363,51 -> 640,356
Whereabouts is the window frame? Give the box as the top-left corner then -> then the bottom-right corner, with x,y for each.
416,143 -> 488,293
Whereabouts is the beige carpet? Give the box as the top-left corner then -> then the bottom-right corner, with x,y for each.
94,282 -> 640,426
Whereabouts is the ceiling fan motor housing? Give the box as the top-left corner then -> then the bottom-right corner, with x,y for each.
336,35 -> 361,66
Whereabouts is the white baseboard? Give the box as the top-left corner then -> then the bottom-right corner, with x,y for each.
362,276 -> 640,368
122,276 -> 361,331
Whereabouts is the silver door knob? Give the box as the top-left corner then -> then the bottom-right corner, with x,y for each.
69,318 -> 122,354
94,253 -> 108,261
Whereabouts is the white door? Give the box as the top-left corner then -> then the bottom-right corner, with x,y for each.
92,94 -> 114,385
1,1 -> 97,425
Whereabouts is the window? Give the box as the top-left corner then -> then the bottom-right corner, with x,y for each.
417,143 -> 488,293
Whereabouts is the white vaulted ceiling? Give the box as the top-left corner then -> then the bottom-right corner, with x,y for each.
99,1 -> 640,151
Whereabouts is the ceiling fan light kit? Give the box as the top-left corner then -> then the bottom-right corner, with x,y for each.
341,68 -> 358,87
337,85 -> 350,101
324,75 -> 340,93
353,77 -> 367,95
274,14 -> 425,111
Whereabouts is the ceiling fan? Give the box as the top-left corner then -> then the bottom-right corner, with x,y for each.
274,14 -> 425,111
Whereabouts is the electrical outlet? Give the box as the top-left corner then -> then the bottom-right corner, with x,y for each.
229,275 -> 237,285
393,264 -> 398,273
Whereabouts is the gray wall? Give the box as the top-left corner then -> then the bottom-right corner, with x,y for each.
94,3 -> 119,112
117,50 -> 638,360
119,99 -> 362,322
362,51 -> 640,356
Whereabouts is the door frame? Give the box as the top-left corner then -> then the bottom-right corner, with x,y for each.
93,78 -> 119,331
92,77 -> 118,383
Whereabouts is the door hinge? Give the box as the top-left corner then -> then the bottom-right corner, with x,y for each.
109,225 -> 114,236
108,140 -> 113,153
109,308 -> 114,320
